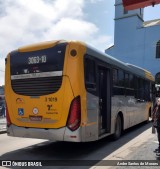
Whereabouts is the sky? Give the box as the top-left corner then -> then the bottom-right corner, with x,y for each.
0,0 -> 160,85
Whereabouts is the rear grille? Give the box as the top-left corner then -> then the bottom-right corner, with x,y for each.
11,76 -> 62,96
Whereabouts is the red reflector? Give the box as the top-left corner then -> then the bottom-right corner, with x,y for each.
67,96 -> 81,131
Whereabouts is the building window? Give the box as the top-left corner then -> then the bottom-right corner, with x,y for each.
156,40 -> 160,58
140,8 -> 142,16
124,8 -> 128,14
156,72 -> 160,84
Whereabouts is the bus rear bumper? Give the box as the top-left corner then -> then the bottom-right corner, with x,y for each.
7,124 -> 82,142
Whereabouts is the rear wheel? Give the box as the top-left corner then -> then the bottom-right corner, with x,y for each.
113,115 -> 122,140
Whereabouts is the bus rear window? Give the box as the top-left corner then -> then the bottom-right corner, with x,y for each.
10,43 -> 67,79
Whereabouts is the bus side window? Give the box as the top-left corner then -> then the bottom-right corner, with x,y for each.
129,74 -> 134,89
144,80 -> 151,101
84,57 -> 96,92
118,70 -> 124,86
112,69 -> 125,95
125,73 -> 134,96
125,73 -> 129,88
113,69 -> 118,86
137,78 -> 145,100
134,76 -> 138,98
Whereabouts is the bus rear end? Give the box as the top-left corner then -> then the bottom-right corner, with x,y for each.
5,40 -> 86,142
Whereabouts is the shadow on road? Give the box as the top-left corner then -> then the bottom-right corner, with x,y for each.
0,122 -> 154,168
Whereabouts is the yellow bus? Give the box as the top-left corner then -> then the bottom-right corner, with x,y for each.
5,40 -> 154,142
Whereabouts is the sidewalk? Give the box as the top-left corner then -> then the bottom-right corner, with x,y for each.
0,117 -> 6,134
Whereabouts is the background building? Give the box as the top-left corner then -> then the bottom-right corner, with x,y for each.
105,0 -> 160,83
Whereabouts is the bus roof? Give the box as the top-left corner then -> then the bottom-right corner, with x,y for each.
85,42 -> 154,82
11,40 -> 154,82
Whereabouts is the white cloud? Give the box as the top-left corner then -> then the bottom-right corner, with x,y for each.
43,17 -> 98,41
0,0 -> 111,85
90,35 -> 113,51
88,0 -> 103,3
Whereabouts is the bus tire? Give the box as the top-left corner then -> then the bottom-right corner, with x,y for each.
113,115 -> 122,140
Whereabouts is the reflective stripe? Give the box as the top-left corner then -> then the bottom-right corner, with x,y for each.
11,71 -> 62,80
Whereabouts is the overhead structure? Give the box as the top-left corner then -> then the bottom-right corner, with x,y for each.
122,0 -> 160,10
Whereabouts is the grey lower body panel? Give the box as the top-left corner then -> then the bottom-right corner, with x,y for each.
7,124 -> 82,142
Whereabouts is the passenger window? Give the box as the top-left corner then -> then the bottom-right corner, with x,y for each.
125,73 -> 129,88
118,70 -> 124,86
113,69 -> 118,86
129,74 -> 134,88
84,56 -> 96,90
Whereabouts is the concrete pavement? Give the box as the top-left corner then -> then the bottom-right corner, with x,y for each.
91,123 -> 160,169
0,117 -> 6,134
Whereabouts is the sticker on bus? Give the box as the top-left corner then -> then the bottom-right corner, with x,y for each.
16,98 -> 25,104
18,108 -> 24,116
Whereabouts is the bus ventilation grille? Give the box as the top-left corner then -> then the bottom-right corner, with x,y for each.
11,76 -> 62,96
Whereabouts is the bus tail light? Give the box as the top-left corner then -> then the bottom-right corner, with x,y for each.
6,104 -> 11,127
67,96 -> 81,131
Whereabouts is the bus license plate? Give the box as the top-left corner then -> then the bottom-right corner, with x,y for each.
29,116 -> 42,121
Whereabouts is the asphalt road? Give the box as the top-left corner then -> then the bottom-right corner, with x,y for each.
0,122 -> 160,169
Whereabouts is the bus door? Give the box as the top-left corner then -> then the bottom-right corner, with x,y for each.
98,66 -> 111,135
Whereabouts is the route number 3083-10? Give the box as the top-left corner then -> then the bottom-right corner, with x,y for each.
28,55 -> 47,64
